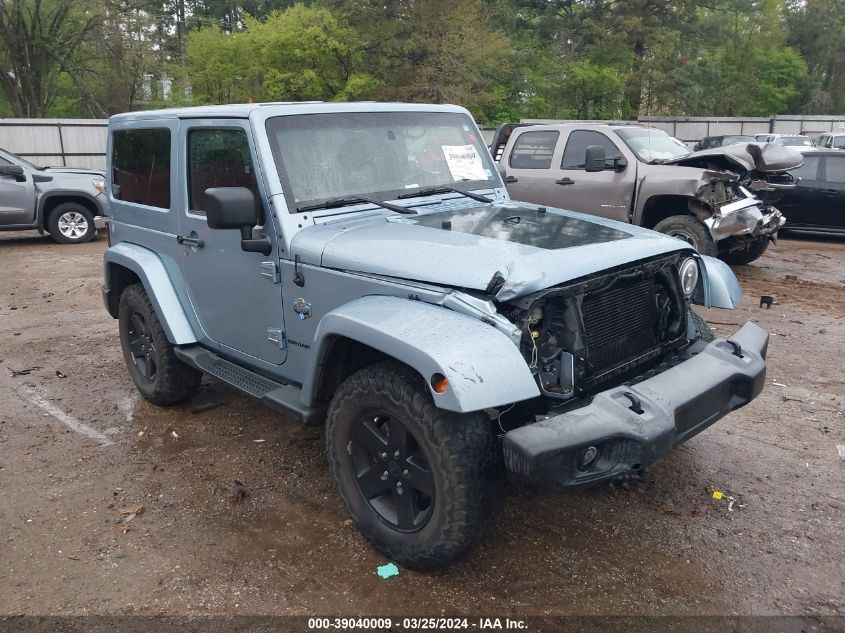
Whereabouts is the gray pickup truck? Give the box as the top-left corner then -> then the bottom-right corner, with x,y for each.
0,147 -> 107,243
492,123 -> 799,265
102,103 -> 768,569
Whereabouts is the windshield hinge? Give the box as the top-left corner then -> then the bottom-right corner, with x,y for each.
267,328 -> 287,349
260,261 -> 280,284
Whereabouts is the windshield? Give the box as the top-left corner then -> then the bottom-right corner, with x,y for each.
266,111 -> 497,211
613,128 -> 690,163
780,136 -> 814,147
0,148 -> 42,170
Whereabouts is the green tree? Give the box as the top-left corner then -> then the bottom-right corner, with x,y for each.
185,4 -> 376,104
338,0 -> 512,122
0,0 -> 103,117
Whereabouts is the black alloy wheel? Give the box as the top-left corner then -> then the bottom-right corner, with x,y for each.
349,410 -> 436,532
126,311 -> 158,381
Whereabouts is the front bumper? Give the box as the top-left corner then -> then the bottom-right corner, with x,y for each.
706,198 -> 785,242
502,321 -> 768,486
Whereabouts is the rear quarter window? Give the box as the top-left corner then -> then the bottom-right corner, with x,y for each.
112,128 -> 171,209
824,156 -> 845,183
791,155 -> 821,181
508,131 -> 559,169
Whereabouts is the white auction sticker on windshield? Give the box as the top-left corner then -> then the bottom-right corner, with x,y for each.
442,144 -> 486,182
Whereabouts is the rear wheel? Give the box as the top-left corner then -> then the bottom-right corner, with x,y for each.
47,202 -> 96,244
653,215 -> 717,257
118,283 -> 202,405
326,361 -> 501,569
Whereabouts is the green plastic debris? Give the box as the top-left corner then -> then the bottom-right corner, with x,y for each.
376,562 -> 399,579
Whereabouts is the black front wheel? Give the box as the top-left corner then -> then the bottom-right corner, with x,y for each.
326,361 -> 501,569
47,202 -> 97,244
719,235 -> 770,266
653,215 -> 717,257
118,283 -> 202,405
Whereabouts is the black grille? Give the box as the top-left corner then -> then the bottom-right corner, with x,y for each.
582,277 -> 658,372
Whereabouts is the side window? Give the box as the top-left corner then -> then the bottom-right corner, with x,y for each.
0,155 -> 11,166
791,155 -> 821,181
187,128 -> 259,215
508,131 -> 559,169
112,128 -> 171,209
835,135 -> 845,149
561,131 -> 621,169
824,157 -> 845,184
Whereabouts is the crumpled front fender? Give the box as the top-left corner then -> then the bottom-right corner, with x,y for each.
694,255 -> 743,309
301,295 -> 540,412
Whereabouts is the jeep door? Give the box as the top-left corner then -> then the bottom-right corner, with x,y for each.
550,130 -> 635,222
177,120 -> 287,365
0,154 -> 35,225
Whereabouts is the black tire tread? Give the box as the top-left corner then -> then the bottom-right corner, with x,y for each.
326,361 -> 500,570
119,283 -> 202,405
719,236 -> 769,266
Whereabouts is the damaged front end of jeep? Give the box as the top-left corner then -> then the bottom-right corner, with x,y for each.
492,249 -> 768,487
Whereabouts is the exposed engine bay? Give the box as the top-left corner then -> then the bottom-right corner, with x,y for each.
499,252 -> 692,401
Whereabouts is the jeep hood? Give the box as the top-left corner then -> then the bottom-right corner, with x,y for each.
666,143 -> 802,176
292,202 -> 690,301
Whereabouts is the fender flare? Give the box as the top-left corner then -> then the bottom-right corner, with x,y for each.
103,243 -> 197,345
694,255 -> 743,309
302,295 -> 540,413
37,190 -> 106,229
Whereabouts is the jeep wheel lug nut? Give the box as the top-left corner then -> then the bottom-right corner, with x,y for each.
393,450 -> 400,458
402,469 -> 409,477
379,451 -> 387,460
380,471 -> 389,481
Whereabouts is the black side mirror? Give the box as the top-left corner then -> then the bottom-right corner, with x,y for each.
613,155 -> 628,170
205,187 -> 271,255
0,164 -> 25,180
584,145 -> 606,172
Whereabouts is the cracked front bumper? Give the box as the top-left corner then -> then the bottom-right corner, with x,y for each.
706,199 -> 785,242
502,322 -> 768,486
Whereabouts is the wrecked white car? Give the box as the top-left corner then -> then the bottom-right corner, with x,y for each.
493,123 -> 802,264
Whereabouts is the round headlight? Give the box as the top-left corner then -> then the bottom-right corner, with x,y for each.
679,258 -> 699,297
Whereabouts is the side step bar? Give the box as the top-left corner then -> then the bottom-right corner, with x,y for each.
174,345 -> 326,426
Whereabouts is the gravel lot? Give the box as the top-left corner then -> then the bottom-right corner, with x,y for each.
0,231 -> 843,624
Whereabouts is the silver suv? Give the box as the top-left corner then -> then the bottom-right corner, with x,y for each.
102,103 -> 769,568
0,148 -> 107,243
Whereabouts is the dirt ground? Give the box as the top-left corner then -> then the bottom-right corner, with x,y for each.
0,230 -> 843,623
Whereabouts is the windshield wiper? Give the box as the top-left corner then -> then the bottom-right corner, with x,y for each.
296,196 -> 416,214
397,185 -> 492,204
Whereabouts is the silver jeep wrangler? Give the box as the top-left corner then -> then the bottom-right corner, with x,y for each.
102,103 -> 769,569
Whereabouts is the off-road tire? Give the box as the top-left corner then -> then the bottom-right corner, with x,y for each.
689,309 -> 715,343
326,361 -> 501,570
118,283 -> 202,405
653,215 -> 717,257
720,236 -> 769,266
47,202 -> 96,244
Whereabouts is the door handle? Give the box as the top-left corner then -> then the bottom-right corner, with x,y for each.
506,175 -> 518,183
176,235 -> 204,248
555,177 -> 575,185
822,189 -> 838,196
